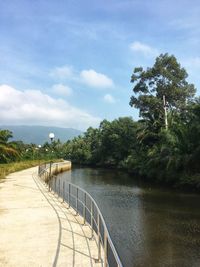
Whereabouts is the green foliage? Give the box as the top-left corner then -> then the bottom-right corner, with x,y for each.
63,100 -> 200,188
0,128 -> 64,164
63,117 -> 139,167
130,53 -> 196,129
0,130 -> 19,163
63,54 -> 200,189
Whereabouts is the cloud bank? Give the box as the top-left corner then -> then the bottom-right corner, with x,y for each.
0,85 -> 100,130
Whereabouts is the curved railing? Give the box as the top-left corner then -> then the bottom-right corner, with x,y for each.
38,162 -> 123,267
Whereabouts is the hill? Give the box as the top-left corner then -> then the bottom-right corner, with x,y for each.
0,125 -> 82,144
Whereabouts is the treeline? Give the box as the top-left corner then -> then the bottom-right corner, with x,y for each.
63,54 -> 200,188
0,129 -> 62,163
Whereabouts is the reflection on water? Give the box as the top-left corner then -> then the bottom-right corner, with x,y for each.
58,167 -> 200,267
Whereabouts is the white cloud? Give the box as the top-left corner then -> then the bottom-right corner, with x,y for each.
80,69 -> 114,88
103,94 -> 116,104
50,65 -> 74,80
0,84 -> 100,130
130,41 -> 158,57
50,66 -> 114,90
52,84 -> 73,96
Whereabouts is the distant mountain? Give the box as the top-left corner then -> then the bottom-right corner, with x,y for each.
0,125 -> 82,144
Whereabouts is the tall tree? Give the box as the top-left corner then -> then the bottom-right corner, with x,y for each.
130,53 -> 196,130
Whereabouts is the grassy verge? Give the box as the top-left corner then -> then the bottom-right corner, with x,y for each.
0,159 -> 59,180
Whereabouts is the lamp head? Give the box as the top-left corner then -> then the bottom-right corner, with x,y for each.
49,132 -> 55,142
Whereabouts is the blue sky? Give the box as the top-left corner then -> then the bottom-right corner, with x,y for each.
0,0 -> 200,130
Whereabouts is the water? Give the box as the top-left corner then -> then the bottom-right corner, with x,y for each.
57,167 -> 200,267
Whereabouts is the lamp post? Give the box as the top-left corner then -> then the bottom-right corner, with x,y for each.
49,133 -> 55,143
49,133 -> 55,160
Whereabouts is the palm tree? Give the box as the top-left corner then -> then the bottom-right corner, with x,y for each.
0,130 -> 19,163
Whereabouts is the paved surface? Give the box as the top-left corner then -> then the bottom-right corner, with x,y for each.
0,167 -> 103,267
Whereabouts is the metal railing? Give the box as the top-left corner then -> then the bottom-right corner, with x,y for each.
38,163 -> 123,267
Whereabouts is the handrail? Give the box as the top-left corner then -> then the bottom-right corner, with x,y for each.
38,163 -> 123,267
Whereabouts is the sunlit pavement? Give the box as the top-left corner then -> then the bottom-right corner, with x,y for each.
0,167 -> 103,267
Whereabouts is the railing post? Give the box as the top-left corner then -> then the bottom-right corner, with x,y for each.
48,177 -> 50,192
98,213 -> 101,261
83,192 -> 86,225
68,184 -> 71,208
50,178 -> 52,192
58,179 -> 60,197
104,231 -> 108,267
63,181 -> 65,202
76,188 -> 78,215
56,163 -> 58,174
49,161 -> 52,178
91,202 -> 93,239
52,178 -> 55,194
55,178 -> 57,194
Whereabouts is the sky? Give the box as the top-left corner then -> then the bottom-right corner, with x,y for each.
0,0 -> 200,131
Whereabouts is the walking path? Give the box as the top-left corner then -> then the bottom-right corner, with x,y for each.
0,167 -> 103,267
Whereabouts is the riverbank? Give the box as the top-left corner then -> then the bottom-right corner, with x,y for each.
39,160 -> 72,182
71,162 -> 200,192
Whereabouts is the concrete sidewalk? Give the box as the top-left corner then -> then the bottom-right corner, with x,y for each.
0,167 -> 103,267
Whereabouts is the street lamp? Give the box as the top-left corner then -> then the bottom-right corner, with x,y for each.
49,133 -> 55,160
49,133 -> 55,143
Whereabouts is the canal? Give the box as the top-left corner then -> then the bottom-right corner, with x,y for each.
57,167 -> 200,267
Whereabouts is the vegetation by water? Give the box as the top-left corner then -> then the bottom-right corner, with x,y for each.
63,54 -> 200,189
1,54 -> 200,188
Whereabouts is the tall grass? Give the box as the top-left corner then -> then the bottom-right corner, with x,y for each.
0,159 -> 58,180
